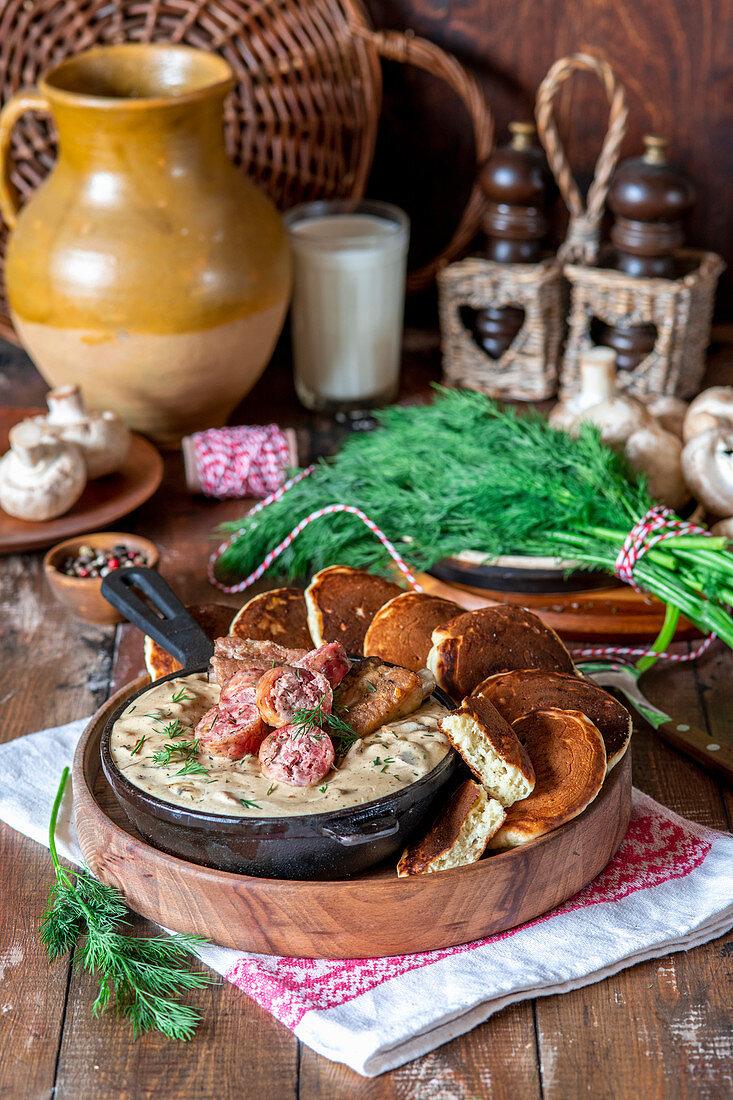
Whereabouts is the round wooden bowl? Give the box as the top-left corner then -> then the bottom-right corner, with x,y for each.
73,677 -> 632,959
44,532 -> 159,625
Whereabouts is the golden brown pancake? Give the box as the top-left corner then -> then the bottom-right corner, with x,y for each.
363,592 -> 464,671
427,604 -> 574,699
488,708 -> 607,849
397,780 -> 505,876
143,603 -> 235,681
440,693 -> 535,806
305,565 -> 402,655
474,668 -> 631,773
229,586 -> 313,648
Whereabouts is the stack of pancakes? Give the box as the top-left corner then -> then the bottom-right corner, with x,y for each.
142,565 -> 631,878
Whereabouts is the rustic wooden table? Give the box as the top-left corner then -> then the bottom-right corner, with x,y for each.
1,335 -> 731,1100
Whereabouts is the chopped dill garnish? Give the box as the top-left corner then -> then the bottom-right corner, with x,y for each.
239,799 -> 261,810
157,718 -> 187,739
365,681 -> 377,693
151,739 -> 208,776
290,702 -> 359,754
129,736 -> 145,756
266,783 -> 276,796
319,784 -> 328,793
170,686 -> 192,704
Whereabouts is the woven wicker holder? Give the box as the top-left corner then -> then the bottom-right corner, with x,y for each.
561,249 -> 726,400
438,256 -> 563,401
534,53 -> 725,402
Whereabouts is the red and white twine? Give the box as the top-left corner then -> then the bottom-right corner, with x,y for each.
192,424 -> 293,499
574,505 -> 716,662
208,480 -> 423,596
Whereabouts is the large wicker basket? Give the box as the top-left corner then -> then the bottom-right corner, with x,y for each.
0,0 -> 493,341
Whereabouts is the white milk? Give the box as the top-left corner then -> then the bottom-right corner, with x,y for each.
285,206 -> 409,410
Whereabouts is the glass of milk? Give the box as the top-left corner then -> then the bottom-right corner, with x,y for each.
283,201 -> 410,413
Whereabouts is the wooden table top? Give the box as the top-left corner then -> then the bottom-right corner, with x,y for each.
1,336 -> 732,1100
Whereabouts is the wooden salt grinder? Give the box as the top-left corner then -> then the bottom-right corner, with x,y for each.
596,136 -> 697,371
473,122 -> 554,359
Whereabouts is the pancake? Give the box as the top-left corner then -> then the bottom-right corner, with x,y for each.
305,566 -> 402,654
474,668 -> 632,773
397,779 -> 505,876
427,604 -> 574,700
440,694 -> 535,807
363,592 -> 464,671
143,603 -> 235,681
229,587 -> 313,648
489,709 -> 607,849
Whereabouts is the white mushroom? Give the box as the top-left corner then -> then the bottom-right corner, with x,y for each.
549,347 -> 618,431
710,517 -> 733,539
681,428 -> 733,516
682,387 -> 733,443
624,425 -> 688,509
639,394 -> 688,439
0,422 -> 87,521
29,385 -> 130,478
571,393 -> 652,448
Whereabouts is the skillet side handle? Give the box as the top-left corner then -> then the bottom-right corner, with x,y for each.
101,567 -> 215,668
320,816 -> 400,846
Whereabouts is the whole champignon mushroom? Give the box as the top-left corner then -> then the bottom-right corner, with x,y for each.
30,385 -> 130,478
571,391 -> 653,448
710,517 -> 733,539
624,425 -> 688,509
549,347 -> 618,431
681,428 -> 733,516
639,394 -> 688,439
682,387 -> 733,443
0,422 -> 87,521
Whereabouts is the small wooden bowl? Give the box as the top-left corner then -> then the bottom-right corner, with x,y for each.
43,532 -> 159,625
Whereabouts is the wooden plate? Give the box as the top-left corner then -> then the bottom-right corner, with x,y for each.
0,407 -> 163,554
73,677 -> 632,959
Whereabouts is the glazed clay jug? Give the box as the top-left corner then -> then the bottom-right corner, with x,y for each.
0,44 -> 291,444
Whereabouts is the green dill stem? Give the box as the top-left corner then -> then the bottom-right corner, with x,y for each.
49,767 -> 70,884
636,603 -> 681,673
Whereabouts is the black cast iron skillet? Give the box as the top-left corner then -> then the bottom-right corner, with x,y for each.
99,567 -> 459,880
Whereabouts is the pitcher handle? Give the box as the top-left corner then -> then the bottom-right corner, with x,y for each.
0,90 -> 50,230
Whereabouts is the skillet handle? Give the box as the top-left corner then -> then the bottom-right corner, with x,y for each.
101,567 -> 214,668
320,815 -> 400,846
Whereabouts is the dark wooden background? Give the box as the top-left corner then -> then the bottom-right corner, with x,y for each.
364,0 -> 733,316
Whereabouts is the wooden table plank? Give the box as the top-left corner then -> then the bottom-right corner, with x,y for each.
0,554 -> 116,1097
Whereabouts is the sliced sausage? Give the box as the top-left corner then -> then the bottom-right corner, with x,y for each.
296,642 -> 351,688
196,703 -> 268,760
255,665 -> 332,727
219,661 -> 272,720
259,725 -> 335,786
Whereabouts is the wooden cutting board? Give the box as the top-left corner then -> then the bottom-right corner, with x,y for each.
417,572 -> 700,644
73,677 -> 632,959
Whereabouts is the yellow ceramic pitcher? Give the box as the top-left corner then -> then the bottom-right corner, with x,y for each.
0,44 -> 291,445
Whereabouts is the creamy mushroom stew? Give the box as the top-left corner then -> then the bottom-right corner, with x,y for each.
110,673 -> 451,817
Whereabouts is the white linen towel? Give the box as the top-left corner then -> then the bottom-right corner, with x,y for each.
1,719 -> 731,1077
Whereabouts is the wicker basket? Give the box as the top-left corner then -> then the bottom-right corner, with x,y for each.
0,0 -> 493,341
534,54 -> 724,401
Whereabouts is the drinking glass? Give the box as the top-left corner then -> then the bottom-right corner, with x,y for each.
283,200 -> 410,413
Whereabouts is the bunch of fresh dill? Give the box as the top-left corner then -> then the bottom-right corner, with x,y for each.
214,388 -> 733,649
40,768 -> 215,1041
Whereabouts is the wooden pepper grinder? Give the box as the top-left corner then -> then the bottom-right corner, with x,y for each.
473,122 -> 554,359
595,136 -> 696,371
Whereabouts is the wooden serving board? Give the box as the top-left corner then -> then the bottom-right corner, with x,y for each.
74,677 -> 632,959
